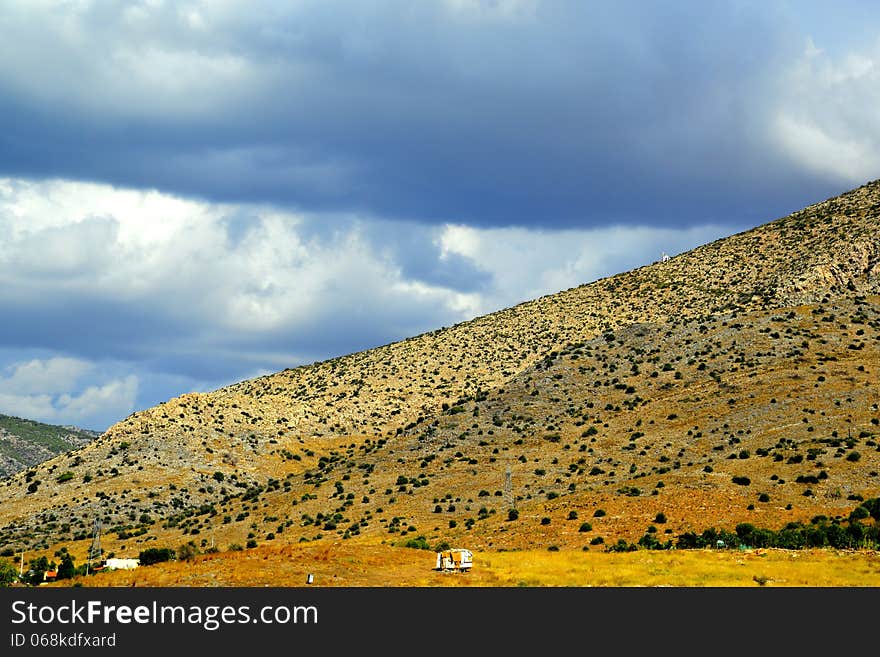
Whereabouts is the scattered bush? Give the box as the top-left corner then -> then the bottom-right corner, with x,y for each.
138,547 -> 175,566
403,536 -> 431,550
176,542 -> 200,561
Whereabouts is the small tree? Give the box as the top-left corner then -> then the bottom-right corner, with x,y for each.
56,553 -> 76,580
24,556 -> 49,586
0,560 -> 18,587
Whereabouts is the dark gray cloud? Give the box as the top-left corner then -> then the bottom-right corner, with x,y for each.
1,1 -> 874,228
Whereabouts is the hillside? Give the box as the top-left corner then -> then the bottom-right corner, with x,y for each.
0,180 -> 878,578
0,414 -> 99,479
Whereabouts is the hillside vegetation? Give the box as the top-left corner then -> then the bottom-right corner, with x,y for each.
0,180 -> 878,584
0,414 -> 98,479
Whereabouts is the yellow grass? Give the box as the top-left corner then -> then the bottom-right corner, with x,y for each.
56,542 -> 880,588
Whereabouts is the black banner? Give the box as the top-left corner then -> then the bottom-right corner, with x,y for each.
0,586 -> 874,652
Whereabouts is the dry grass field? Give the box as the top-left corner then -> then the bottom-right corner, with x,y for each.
49,541 -> 880,587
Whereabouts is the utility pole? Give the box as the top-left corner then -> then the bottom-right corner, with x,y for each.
19,551 -> 24,579
87,518 -> 102,575
503,465 -> 515,510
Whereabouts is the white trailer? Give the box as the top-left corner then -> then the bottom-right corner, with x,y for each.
435,548 -> 473,572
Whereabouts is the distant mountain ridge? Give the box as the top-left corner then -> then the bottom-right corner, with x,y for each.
0,414 -> 99,478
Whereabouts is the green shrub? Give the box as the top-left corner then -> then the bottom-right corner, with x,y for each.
593,509 -> 606,517
732,476 -> 751,486
0,560 -> 18,587
578,522 -> 592,533
138,547 -> 175,566
654,512 -> 667,524
608,539 -> 636,552
403,536 -> 431,550
507,509 -> 519,521
850,506 -> 870,521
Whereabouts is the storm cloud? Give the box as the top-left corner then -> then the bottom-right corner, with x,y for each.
1,1 -> 878,227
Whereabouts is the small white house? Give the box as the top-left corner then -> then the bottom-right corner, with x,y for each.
104,558 -> 140,571
435,549 -> 473,572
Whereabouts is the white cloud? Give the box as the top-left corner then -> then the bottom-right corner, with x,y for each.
0,177 -> 737,338
0,392 -> 56,422
772,37 -> 880,184
57,375 -> 139,423
0,357 -> 93,395
0,1 -> 258,120
0,357 -> 137,429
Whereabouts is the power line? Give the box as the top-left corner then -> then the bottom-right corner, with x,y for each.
87,517 -> 102,575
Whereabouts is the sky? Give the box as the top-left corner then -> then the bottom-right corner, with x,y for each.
1,1 -> 879,431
